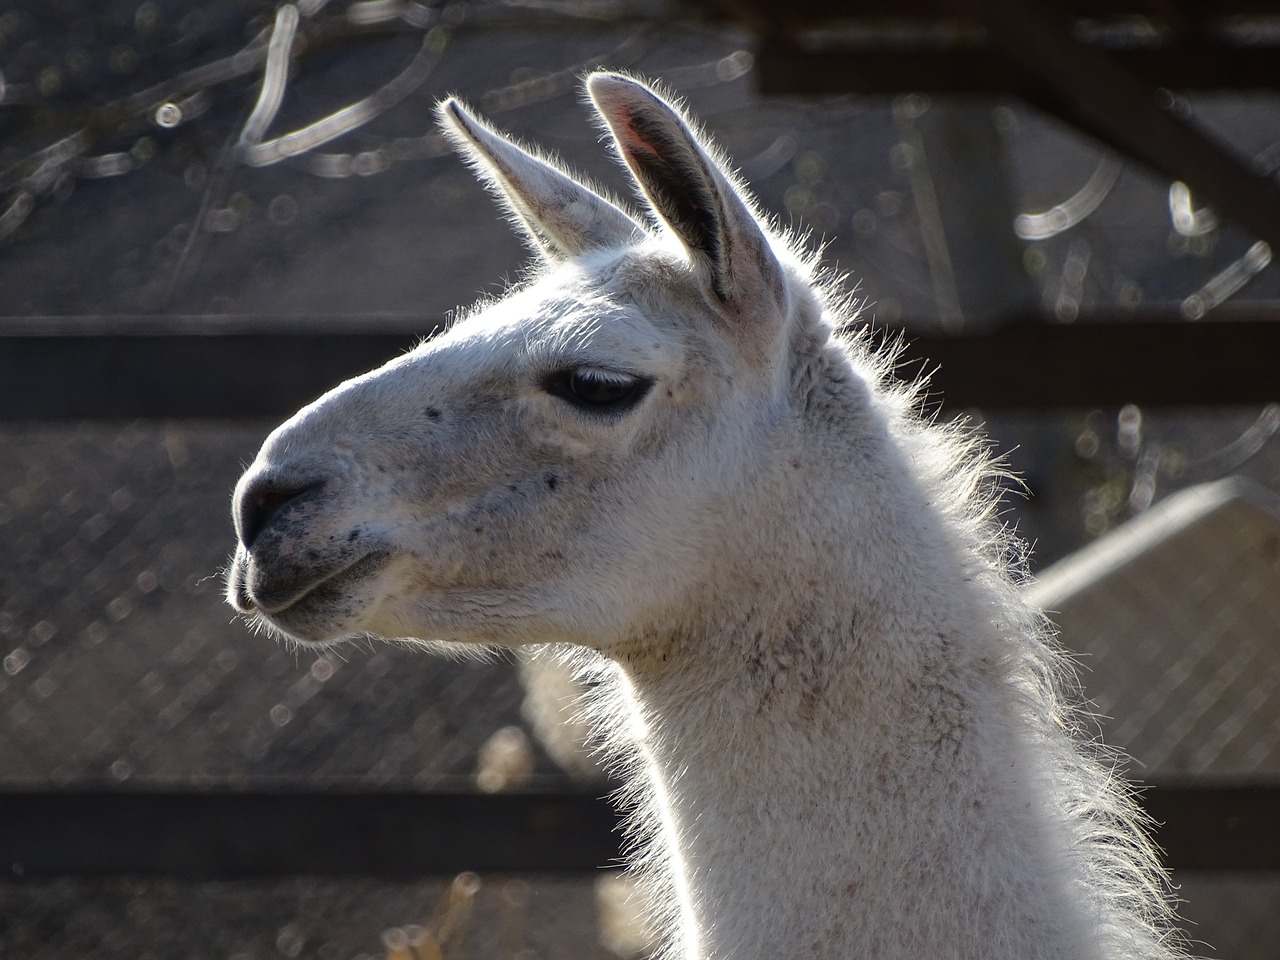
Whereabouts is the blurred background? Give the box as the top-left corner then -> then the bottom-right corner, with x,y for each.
2,1 -> 1279,957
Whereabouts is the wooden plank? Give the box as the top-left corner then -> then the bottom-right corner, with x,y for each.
751,0 -> 1280,252
0,789 -> 621,879
892,315 -> 1280,409
0,327 -> 420,420
2,314 -> 1278,419
707,0 -> 1280,18
0,784 -> 1274,877
2,313 -> 1278,419
1144,784 -> 1280,872
734,0 -> 1280,255
931,0 -> 1280,253
759,46 -> 1280,96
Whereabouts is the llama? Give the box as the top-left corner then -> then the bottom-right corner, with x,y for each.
226,74 -> 1188,960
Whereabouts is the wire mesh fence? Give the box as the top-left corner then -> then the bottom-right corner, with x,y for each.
3,0 -> 1280,330
1,873 -> 626,960
0,420 -> 631,957
1034,480 -> 1280,777
4,413 -> 1276,786
0,421 -> 549,787
1174,874 -> 1280,960
4,1 -> 1280,957
2,416 -> 1279,958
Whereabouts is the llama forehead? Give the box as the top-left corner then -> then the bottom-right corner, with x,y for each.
420,261 -> 704,383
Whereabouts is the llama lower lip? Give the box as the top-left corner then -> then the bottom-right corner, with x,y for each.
230,568 -> 256,613
247,550 -> 391,616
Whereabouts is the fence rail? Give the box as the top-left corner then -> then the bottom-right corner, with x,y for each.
3,311 -> 1279,420
1,784 -> 1277,879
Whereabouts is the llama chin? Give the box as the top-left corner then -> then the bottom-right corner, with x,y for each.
228,73 -> 1190,960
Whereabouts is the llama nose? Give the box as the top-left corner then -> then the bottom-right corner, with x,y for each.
236,476 -> 322,549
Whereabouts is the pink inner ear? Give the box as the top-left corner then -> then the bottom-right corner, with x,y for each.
613,106 -> 663,162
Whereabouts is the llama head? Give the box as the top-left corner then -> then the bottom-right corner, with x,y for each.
227,73 -> 840,652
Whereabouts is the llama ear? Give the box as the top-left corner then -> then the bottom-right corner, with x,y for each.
437,98 -> 644,260
587,73 -> 788,317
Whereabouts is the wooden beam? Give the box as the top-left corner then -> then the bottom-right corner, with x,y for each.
0,316 -> 425,421
702,0 -> 1280,18
1143,783 -> 1280,872
1,313 -> 1277,420
0,789 -> 621,879
730,0 -> 1280,253
892,314 -> 1280,408
931,0 -> 1280,253
0,783 -> 1275,877
759,45 -> 1280,96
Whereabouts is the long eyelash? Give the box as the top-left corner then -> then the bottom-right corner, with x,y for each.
577,368 -> 635,386
541,366 -> 654,413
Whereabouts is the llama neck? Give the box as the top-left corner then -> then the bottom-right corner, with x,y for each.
610,575 -> 1093,960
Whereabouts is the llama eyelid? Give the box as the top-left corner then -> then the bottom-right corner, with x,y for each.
540,365 -> 654,413
552,362 -> 641,381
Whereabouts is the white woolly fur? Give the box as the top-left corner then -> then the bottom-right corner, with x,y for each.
227,73 -> 1191,960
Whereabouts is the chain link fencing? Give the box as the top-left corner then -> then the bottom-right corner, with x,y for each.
4,1 -> 1280,956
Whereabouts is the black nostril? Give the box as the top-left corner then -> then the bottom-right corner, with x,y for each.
238,477 -> 321,549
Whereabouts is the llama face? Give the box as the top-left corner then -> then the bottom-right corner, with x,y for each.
227,73 -> 797,651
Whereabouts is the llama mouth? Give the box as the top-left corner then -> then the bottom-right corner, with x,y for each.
231,549 -> 392,618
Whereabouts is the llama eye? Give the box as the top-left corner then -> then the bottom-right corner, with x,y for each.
543,367 -> 653,412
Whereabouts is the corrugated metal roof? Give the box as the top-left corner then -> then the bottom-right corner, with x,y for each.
1030,476 -> 1280,777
